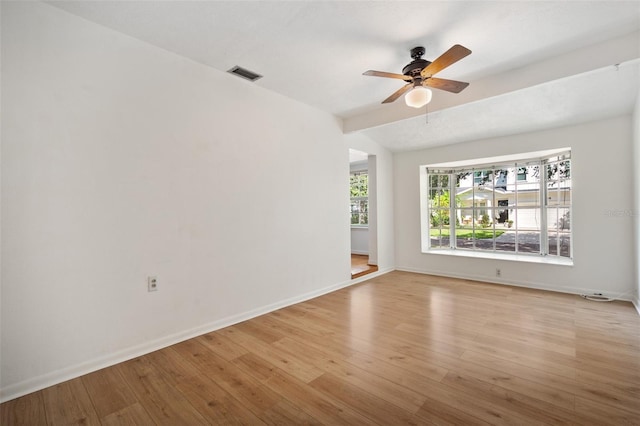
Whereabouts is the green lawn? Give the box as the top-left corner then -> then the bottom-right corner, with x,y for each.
429,228 -> 505,239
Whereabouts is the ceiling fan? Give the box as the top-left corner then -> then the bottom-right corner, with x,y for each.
363,45 -> 471,108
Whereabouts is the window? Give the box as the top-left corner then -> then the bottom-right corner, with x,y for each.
350,171 -> 368,225
422,151 -> 571,260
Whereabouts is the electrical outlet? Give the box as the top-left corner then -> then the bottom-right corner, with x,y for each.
496,268 -> 501,277
148,276 -> 158,292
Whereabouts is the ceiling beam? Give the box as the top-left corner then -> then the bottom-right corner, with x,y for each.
343,31 -> 640,133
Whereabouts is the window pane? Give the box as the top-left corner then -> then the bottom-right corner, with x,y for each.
350,173 -> 368,197
474,169 -> 492,187
430,225 -> 449,249
430,208 -> 450,228
517,189 -> 540,207
547,187 -> 571,206
455,220 -> 473,250
429,174 -> 439,188
517,167 -> 527,181
513,207 -> 541,253
494,169 -> 508,190
517,231 -> 541,253
548,207 -> 570,257
496,199 -> 509,224
514,207 -> 542,230
457,208 -> 473,227
517,169 -> 540,206
495,232 -> 516,253
546,160 -> 570,182
429,174 -> 449,189
429,189 -> 447,206
456,172 -> 472,189
548,173 -> 571,207
350,199 -> 368,225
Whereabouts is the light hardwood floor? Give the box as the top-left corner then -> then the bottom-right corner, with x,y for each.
351,254 -> 378,279
2,271 -> 640,425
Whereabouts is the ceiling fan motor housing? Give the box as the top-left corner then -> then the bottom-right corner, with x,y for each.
403,59 -> 431,77
404,47 -> 430,77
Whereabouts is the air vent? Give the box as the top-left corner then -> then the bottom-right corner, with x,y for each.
227,66 -> 263,82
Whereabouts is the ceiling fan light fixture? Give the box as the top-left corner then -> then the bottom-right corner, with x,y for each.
405,86 -> 432,108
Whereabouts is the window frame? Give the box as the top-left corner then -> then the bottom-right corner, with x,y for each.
421,151 -> 572,263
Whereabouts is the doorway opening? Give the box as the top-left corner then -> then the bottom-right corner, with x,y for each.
349,149 -> 378,279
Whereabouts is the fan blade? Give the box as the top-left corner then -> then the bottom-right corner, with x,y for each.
425,77 -> 469,93
364,70 -> 412,81
382,83 -> 412,104
421,44 -> 471,78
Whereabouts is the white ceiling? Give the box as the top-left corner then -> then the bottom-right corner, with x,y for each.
363,61 -> 640,151
48,1 -> 640,151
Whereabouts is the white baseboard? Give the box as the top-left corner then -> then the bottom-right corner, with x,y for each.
350,250 -> 369,255
395,266 -> 637,303
0,275 -> 363,403
633,297 -> 640,316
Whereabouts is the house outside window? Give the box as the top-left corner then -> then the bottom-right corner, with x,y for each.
422,151 -> 571,260
350,171 -> 368,225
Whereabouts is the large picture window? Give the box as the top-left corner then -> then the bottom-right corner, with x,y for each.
422,151 -> 571,260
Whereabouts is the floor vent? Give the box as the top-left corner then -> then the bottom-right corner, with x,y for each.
227,66 -> 263,82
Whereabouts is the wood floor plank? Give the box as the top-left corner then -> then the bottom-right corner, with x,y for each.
3,271 -> 639,425
232,351 -> 376,425
260,363 -> 376,425
99,402 -> 155,426
462,336 -> 578,379
115,356 -> 207,425
415,395 -> 492,426
259,398 -> 322,426
309,372 -> 430,425
461,348 -> 640,416
42,378 -> 101,426
174,373 -> 267,425
416,374 -> 546,426
0,390 -> 47,426
170,338 -> 282,416
198,330 -> 250,361
219,327 -> 324,383
274,336 -> 428,413
574,395 -> 640,426
440,370 -> 575,425
81,367 -> 138,420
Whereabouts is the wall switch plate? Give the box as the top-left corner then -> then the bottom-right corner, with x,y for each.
148,276 -> 158,292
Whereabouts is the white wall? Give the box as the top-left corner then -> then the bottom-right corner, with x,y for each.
350,227 -> 369,255
1,2 -> 351,401
633,87 -> 640,313
394,116 -> 635,299
346,133 -> 395,270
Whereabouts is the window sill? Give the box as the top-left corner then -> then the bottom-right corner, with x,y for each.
351,225 -> 369,229
423,249 -> 573,266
